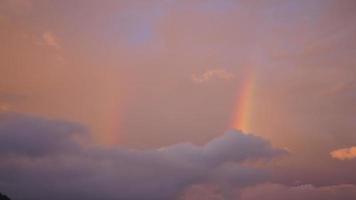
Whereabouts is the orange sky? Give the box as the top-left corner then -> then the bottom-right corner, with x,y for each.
0,0 -> 355,151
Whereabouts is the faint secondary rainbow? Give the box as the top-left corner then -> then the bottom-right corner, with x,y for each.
229,69 -> 256,133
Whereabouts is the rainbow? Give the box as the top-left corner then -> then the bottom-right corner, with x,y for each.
229,70 -> 256,133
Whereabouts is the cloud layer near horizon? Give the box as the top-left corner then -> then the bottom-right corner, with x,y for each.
1,112 -> 355,200
0,112 -> 285,200
239,183 -> 356,200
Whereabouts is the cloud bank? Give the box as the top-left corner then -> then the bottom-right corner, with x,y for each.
0,112 -> 284,200
1,112 -> 355,200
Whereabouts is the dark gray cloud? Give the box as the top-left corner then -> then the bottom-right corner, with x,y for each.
0,112 -> 285,200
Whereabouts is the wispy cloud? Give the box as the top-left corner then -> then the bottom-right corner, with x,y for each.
42,31 -> 61,49
0,0 -> 33,15
330,146 -> 356,160
191,69 -> 234,83
0,104 -> 10,111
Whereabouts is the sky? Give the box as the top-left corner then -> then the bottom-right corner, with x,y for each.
0,0 -> 355,199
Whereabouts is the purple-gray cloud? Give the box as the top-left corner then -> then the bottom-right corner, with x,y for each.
0,112 -> 284,200
0,113 -> 355,200
0,112 -> 85,158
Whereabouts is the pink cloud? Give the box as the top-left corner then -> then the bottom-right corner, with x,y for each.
330,146 -> 356,160
42,31 -> 61,49
191,69 -> 234,83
